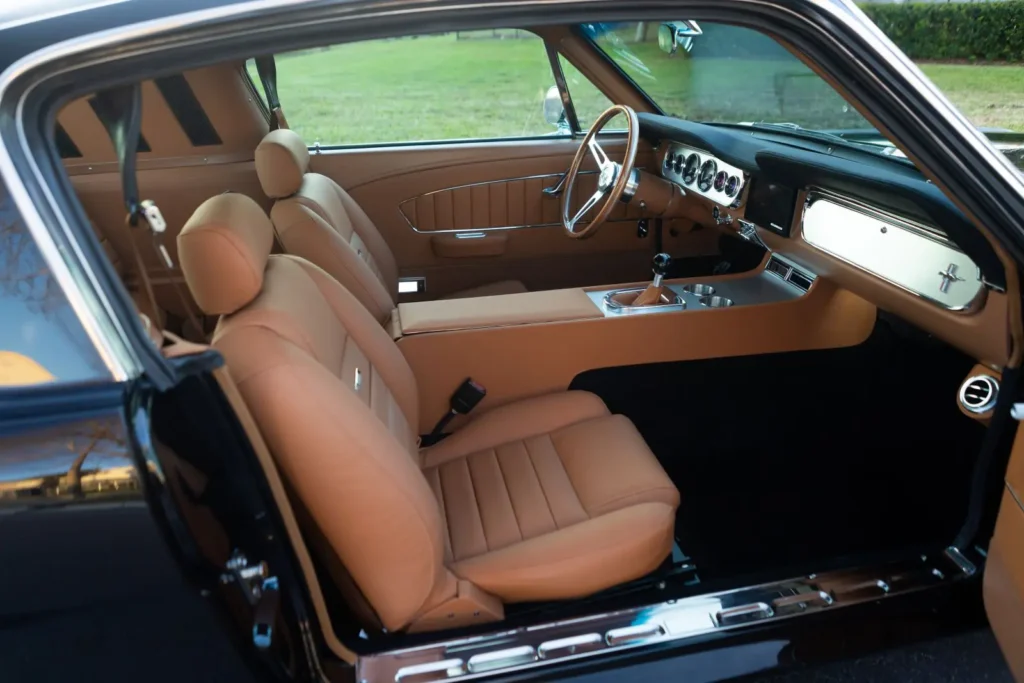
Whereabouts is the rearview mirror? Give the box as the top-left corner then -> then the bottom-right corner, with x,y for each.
543,85 -> 566,127
658,21 -> 703,55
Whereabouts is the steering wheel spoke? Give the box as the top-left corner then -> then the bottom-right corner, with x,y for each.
588,138 -> 611,170
568,188 -> 607,232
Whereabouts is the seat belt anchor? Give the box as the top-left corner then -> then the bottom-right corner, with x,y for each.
138,199 -> 174,269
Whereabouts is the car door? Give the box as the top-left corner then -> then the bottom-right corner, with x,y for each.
985,423 -> 1024,681
261,29 -> 715,298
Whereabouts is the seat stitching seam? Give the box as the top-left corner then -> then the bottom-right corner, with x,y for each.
430,466 -> 454,563
588,487 -> 680,516
463,456 -> 488,553
549,432 -> 589,520
492,447 -> 523,542
522,437 -> 557,530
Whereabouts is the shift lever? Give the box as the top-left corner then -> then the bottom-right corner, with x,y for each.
633,253 -> 672,306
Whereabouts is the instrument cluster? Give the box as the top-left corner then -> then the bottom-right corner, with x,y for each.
662,142 -> 747,208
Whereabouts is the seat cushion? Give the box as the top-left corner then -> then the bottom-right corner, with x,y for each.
420,391 -> 679,602
440,280 -> 528,300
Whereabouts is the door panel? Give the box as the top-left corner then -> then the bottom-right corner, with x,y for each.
310,138 -> 712,298
985,424 -> 1024,681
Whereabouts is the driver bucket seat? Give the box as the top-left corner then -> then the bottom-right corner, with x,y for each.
255,129 -> 528,323
177,193 -> 680,633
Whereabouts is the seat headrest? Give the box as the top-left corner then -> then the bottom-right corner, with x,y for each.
178,193 -> 274,316
255,129 -> 311,199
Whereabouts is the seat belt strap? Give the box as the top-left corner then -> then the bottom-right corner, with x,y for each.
97,84 -> 206,339
254,55 -> 289,130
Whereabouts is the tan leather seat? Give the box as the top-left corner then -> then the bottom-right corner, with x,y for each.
177,193 -> 679,633
254,129 -> 528,323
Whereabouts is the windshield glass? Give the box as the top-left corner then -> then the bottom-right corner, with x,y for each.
584,21 -> 873,132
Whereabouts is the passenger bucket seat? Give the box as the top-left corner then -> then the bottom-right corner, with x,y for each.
177,193 -> 679,633
255,129 -> 528,323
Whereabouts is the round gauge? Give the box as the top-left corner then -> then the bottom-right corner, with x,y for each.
713,171 -> 728,192
682,154 -> 701,184
724,176 -> 740,197
697,159 -> 718,191
673,154 -> 684,174
663,154 -> 672,170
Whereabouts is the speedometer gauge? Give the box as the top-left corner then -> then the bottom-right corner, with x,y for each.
697,160 -> 717,191
682,154 -> 700,184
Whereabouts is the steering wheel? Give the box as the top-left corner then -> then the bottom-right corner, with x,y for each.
561,104 -> 640,239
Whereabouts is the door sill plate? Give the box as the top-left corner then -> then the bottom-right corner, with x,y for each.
356,547 -> 977,683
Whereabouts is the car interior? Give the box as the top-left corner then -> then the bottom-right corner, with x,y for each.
52,17 -> 1024,681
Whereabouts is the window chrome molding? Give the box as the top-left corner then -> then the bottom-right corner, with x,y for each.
801,189 -> 986,312
545,41 -> 581,135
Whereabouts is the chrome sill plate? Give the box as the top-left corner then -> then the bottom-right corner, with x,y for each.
356,548 -> 976,683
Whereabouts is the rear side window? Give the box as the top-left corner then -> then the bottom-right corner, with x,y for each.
268,31 -> 571,146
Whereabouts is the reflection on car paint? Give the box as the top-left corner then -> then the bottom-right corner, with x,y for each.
0,416 -> 139,505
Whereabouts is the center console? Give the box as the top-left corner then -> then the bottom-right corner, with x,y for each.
395,254 -> 872,434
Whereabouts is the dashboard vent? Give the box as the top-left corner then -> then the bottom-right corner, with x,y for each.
959,375 -> 999,414
765,256 -> 815,292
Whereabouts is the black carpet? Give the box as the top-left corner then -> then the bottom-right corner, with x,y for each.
750,628 -> 1012,683
570,314 -> 986,580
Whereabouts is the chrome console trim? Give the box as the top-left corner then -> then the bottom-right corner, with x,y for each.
801,189 -> 986,312
358,549 -> 979,683
600,288 -> 686,315
587,263 -> 805,318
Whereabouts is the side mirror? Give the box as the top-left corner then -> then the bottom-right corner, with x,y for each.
543,85 -> 566,127
658,21 -> 703,55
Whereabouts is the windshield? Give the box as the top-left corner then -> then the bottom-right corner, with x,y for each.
584,21 -> 874,133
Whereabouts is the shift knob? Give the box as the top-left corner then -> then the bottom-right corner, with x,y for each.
652,253 -> 672,277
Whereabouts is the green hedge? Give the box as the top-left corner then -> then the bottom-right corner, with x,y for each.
860,1 -> 1024,62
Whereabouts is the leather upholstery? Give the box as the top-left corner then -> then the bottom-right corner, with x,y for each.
254,129 -> 527,322
255,128 -> 311,199
178,193 -> 273,315
177,194 -> 679,631
422,392 -> 678,600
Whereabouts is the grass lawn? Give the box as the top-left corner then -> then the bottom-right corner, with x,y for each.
253,33 -> 1024,146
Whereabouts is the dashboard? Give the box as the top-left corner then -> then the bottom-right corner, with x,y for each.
642,113 -> 1004,315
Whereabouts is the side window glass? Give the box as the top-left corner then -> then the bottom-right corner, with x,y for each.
274,31 -> 569,146
557,55 -> 619,131
0,184 -> 106,386
244,58 -> 269,112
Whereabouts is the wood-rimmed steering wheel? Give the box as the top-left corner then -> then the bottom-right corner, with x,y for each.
561,104 -> 640,239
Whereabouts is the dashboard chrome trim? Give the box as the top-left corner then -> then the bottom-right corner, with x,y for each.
801,189 -> 986,312
661,142 -> 747,208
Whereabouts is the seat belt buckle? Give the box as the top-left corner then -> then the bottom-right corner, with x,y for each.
422,379 -> 487,447
451,378 -> 486,415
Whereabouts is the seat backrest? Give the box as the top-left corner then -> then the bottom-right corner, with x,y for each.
177,193 -> 452,631
255,129 -> 399,324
